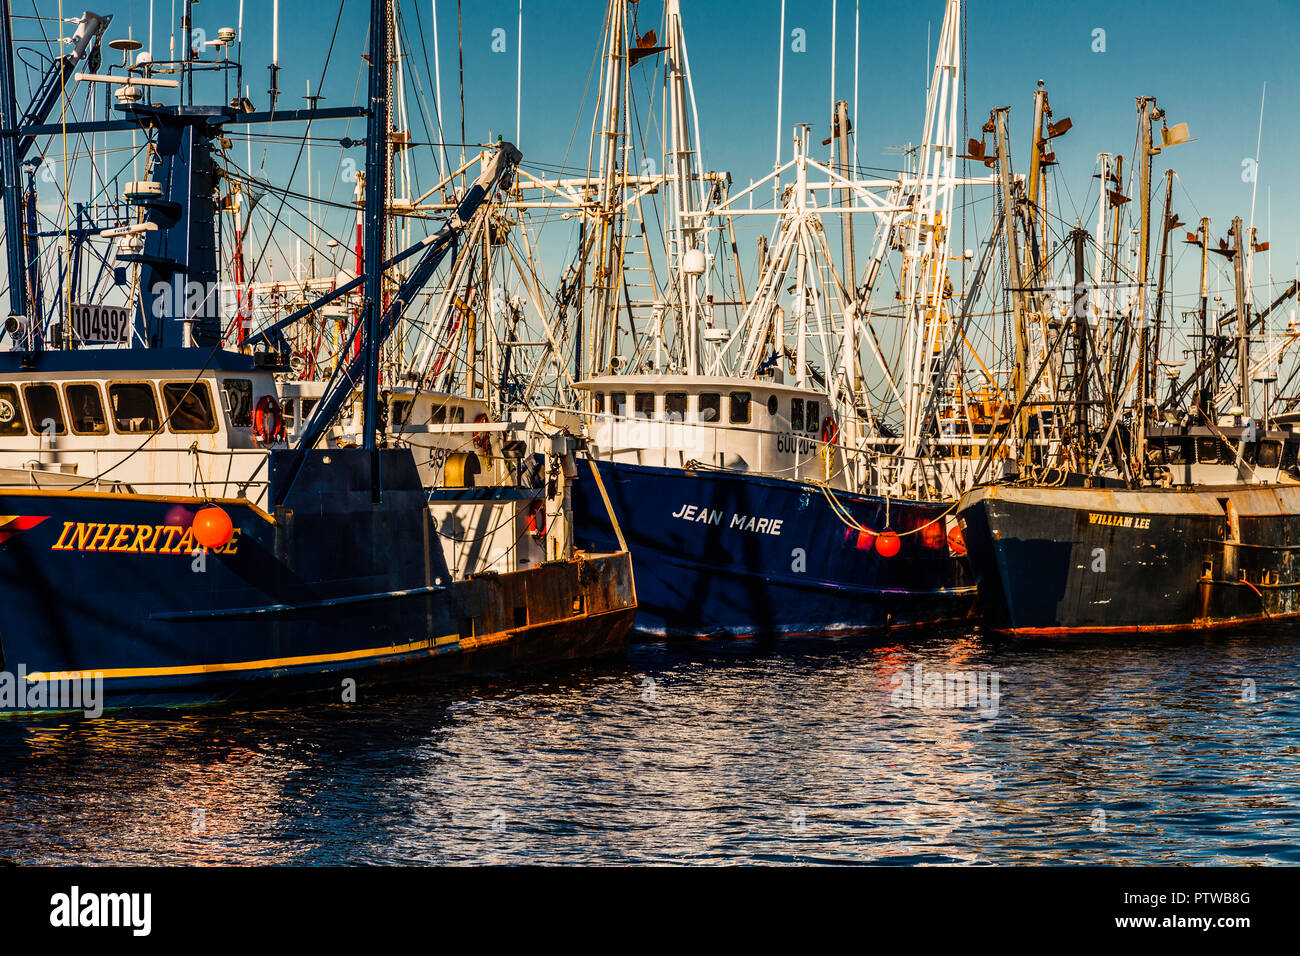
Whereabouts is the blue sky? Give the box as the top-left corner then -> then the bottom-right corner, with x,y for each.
8,0 -> 1300,325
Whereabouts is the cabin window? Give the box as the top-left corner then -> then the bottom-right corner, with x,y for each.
594,392 -> 605,414
1163,439 -> 1189,465
301,398 -> 318,423
431,404 -> 447,424
23,383 -> 65,435
1283,441 -> 1298,472
729,391 -> 751,424
698,393 -> 720,423
635,392 -> 655,418
453,406 -> 465,424
665,392 -> 687,421
162,381 -> 217,433
1257,440 -> 1281,469
806,401 -> 820,434
391,398 -> 413,427
221,378 -> 253,427
1196,438 -> 1222,464
766,395 -> 778,416
64,383 -> 107,435
790,398 -> 805,432
108,383 -> 161,433
0,384 -> 26,435
610,392 -> 627,416
282,399 -> 296,426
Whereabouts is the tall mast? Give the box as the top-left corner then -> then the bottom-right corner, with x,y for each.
361,0 -> 391,459
1150,168 -> 1175,402
990,107 -> 1032,471
898,0 -> 961,487
589,0 -> 628,375
1230,215 -> 1250,415
834,98 -> 860,394
1070,223 -> 1090,459
0,0 -> 29,325
666,0 -> 702,376
1195,216 -> 1211,408
1133,96 -> 1156,475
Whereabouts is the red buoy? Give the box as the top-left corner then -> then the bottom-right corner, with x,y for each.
947,524 -> 966,556
192,506 -> 234,550
875,530 -> 901,558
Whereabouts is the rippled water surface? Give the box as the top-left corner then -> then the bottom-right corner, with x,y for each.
2,627 -> 1299,864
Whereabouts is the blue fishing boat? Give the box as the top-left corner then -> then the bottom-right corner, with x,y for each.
548,0 -> 989,639
0,0 -> 634,714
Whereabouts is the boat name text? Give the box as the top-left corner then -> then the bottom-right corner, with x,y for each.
50,521 -> 242,554
671,503 -> 784,535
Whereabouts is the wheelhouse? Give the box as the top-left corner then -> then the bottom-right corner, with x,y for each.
576,374 -> 846,487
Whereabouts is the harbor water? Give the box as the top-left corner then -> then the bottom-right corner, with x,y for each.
2,627 -> 1298,865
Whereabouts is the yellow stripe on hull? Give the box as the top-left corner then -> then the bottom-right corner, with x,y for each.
26,635 -> 462,682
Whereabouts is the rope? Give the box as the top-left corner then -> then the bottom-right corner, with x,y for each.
815,480 -> 957,538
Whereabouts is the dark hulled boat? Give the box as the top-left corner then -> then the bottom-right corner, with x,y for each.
0,445 -> 634,711
0,3 -> 635,714
573,456 -> 976,639
957,425 -> 1300,636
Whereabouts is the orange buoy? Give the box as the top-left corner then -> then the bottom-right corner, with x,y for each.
192,506 -> 234,550
875,530 -> 901,558
947,523 -> 967,556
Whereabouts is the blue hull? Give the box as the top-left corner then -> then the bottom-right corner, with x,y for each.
570,459 -> 978,638
0,449 -> 633,713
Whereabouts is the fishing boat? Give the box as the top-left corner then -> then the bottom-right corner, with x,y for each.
955,89 -> 1300,636
0,0 -> 634,714
555,0 -> 1006,638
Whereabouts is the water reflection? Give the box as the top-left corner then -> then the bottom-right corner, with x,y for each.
2,627 -> 1298,864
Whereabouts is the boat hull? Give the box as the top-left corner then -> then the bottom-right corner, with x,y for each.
956,483 -> 1300,636
0,449 -> 635,713
570,459 -> 977,639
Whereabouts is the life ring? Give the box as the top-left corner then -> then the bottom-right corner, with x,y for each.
472,412 -> 492,452
820,416 -> 838,445
526,498 -> 547,540
253,394 -> 285,444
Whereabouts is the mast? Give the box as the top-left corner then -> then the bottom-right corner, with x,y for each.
0,0 -> 29,326
1150,168 -> 1175,401
361,0 -> 390,461
589,0 -> 628,375
1071,223 -> 1090,458
1133,96 -> 1156,476
1195,216 -> 1210,409
666,0 -> 702,376
990,107 -> 1032,471
1230,215 -> 1250,416
834,98 -> 861,394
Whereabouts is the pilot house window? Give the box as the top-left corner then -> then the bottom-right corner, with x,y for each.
665,392 -> 687,421
390,398 -> 413,427
23,383 -> 65,435
162,382 -> 217,432
698,393 -> 720,423
65,384 -> 107,435
635,392 -> 655,418
729,391 -> 751,424
790,398 -> 805,432
221,378 -> 253,428
109,383 -> 161,433
806,401 -> 820,434
0,384 -> 26,435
